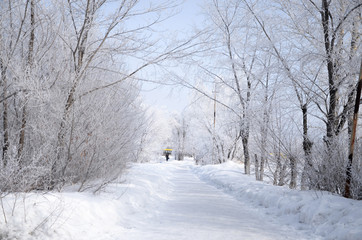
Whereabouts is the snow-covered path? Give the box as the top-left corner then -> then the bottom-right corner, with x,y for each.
120,160 -> 318,240
4,159 -> 361,239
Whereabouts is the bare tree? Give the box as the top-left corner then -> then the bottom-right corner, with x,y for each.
182,0 -> 256,173
0,0 -> 203,193
17,0 -> 35,163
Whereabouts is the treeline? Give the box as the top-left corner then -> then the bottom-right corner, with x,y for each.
174,0 -> 361,199
0,0 -> 182,192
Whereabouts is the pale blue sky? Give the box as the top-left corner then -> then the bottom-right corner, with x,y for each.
140,0 -> 204,113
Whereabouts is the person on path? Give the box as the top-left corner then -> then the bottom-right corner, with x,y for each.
165,152 -> 170,161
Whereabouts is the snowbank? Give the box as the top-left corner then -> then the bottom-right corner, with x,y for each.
0,162 -> 174,240
1,159 -> 361,240
192,161 -> 362,240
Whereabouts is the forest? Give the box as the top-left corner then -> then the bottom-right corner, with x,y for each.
0,0 -> 361,202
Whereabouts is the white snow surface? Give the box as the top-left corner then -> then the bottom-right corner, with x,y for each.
1,158 -> 361,240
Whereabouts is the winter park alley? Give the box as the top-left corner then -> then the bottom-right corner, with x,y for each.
1,0 -> 361,239
115,159 -> 321,240
2,157 -> 361,239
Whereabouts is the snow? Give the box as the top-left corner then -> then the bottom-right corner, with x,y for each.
192,161 -> 362,240
1,157 -> 361,239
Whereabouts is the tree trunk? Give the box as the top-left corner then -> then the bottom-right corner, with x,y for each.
18,0 -> 35,162
242,134 -> 250,174
260,70 -> 270,181
289,155 -> 297,189
255,154 -> 259,180
18,106 -> 27,162
321,0 -> 338,144
273,154 -> 281,185
278,160 -> 287,186
1,63 -> 9,167
344,60 -> 362,198
301,104 -> 313,190
223,18 -> 251,174
343,13 -> 361,198
260,110 -> 268,181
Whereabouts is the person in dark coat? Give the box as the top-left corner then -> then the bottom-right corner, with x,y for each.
165,152 -> 170,161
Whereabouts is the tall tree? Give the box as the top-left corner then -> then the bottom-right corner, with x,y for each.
17,0 -> 35,163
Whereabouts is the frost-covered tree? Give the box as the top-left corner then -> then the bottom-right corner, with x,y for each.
0,0 -> 191,192
175,0 -> 361,197
260,0 -> 362,194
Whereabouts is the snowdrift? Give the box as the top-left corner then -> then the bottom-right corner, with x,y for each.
192,161 -> 362,240
0,159 -> 361,240
0,162 -> 175,240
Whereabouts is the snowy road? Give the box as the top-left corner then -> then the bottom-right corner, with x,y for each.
7,159 -> 361,239
120,160 -> 318,240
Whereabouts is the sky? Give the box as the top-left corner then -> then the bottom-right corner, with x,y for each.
140,0 -> 204,114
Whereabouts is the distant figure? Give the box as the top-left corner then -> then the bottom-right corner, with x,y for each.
165,152 -> 170,161
163,148 -> 172,161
